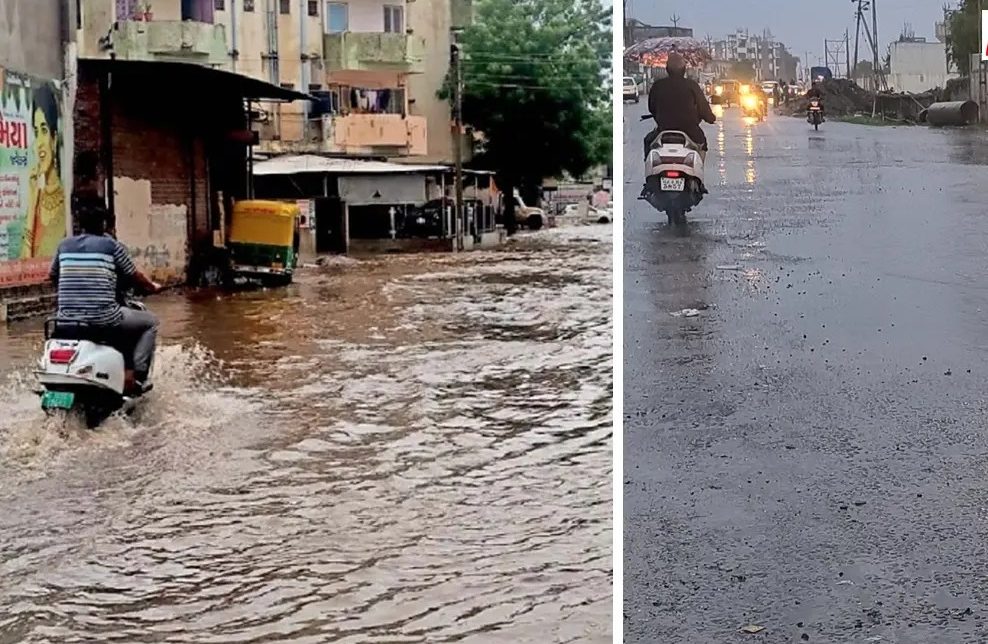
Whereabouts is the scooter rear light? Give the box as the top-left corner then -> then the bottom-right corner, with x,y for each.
49,348 -> 77,364
665,171 -> 682,178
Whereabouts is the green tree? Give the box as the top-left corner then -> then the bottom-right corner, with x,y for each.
449,0 -> 611,234
947,0 -> 979,76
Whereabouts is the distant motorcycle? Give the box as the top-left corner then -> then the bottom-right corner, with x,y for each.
808,98 -> 824,130
640,116 -> 706,227
740,92 -> 767,121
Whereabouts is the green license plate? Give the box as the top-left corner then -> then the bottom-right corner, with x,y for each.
41,391 -> 75,410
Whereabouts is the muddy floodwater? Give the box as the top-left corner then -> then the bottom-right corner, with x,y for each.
0,226 -> 612,643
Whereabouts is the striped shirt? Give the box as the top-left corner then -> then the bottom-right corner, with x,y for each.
49,234 -> 137,326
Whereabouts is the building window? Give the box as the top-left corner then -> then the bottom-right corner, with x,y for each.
280,0 -> 290,14
326,2 -> 348,33
383,5 -> 403,33
308,0 -> 318,16
243,0 -> 254,11
215,0 -> 224,9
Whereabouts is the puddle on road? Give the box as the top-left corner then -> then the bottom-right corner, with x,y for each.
0,227 -> 613,643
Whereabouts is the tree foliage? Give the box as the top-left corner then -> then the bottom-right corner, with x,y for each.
947,0 -> 979,76
449,0 -> 611,208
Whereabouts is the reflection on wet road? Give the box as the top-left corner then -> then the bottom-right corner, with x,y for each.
0,227 -> 612,643
626,108 -> 988,643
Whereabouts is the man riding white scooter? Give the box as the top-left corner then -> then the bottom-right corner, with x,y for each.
49,200 -> 161,395
642,53 -> 716,197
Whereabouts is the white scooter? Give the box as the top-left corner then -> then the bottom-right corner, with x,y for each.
36,301 -> 153,428
640,116 -> 707,226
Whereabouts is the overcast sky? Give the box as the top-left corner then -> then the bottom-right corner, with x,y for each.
626,0 -> 945,68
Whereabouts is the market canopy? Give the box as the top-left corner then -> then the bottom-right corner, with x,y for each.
624,37 -> 711,69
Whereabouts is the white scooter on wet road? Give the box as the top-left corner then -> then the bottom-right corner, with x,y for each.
639,115 -> 708,227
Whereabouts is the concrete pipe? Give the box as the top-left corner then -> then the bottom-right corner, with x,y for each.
924,101 -> 979,126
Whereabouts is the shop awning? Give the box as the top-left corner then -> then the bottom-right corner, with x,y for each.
81,58 -> 315,102
253,155 -> 448,176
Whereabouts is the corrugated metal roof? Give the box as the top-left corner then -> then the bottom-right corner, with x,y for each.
252,155 -> 449,176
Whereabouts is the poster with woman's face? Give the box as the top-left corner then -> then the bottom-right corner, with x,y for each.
0,66 -> 66,286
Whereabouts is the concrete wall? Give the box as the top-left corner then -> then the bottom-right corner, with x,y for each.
889,41 -> 957,93
0,0 -> 64,80
346,0 -> 404,32
0,0 -> 70,314
339,174 -> 427,204
405,0 -> 454,163
215,1 -> 320,142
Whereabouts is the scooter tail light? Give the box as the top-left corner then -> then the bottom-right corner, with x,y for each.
665,171 -> 682,178
49,348 -> 77,364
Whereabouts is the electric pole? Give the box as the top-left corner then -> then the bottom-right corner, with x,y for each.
872,0 -> 880,90
853,0 -> 863,82
845,29 -> 851,78
450,42 -> 465,251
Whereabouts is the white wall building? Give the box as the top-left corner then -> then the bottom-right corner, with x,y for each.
888,40 -> 956,93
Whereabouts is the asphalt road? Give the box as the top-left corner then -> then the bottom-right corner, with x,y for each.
624,105 -> 988,643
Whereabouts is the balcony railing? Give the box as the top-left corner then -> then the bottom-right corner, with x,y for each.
323,32 -> 425,73
95,20 -> 228,65
257,113 -> 428,157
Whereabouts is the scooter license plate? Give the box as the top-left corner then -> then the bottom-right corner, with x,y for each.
41,391 -> 75,410
660,177 -> 686,191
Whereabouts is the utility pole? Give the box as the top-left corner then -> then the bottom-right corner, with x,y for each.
980,0 -> 986,123
872,0 -> 881,91
845,29 -> 851,78
450,42 -> 465,251
853,0 -> 864,82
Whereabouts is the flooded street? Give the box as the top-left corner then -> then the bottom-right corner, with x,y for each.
0,227 -> 612,643
625,107 -> 988,643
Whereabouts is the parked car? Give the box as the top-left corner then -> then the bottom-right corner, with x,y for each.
512,192 -> 548,230
623,76 -> 640,103
589,206 -> 612,224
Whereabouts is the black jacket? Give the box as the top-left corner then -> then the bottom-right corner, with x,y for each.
648,75 -> 716,146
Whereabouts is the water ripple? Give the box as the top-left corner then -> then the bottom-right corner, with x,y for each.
0,226 -> 612,643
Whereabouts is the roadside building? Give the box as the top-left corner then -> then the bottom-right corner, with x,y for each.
888,38 -> 957,94
0,0 -> 74,320
404,0 -> 473,164
202,0 -> 471,163
252,154 -> 500,254
76,0 -> 310,286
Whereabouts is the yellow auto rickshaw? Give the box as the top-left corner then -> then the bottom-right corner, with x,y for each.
227,200 -> 300,286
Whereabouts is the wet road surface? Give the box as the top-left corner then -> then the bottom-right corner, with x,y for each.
625,108 -> 988,642
0,227 -> 612,643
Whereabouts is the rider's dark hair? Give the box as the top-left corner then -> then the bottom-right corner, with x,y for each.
75,197 -> 108,235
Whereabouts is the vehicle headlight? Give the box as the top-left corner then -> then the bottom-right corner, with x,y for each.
715,86 -> 724,96
740,84 -> 750,94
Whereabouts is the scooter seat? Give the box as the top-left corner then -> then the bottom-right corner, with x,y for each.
46,318 -> 119,347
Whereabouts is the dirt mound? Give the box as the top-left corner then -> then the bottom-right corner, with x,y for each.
785,79 -> 873,116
